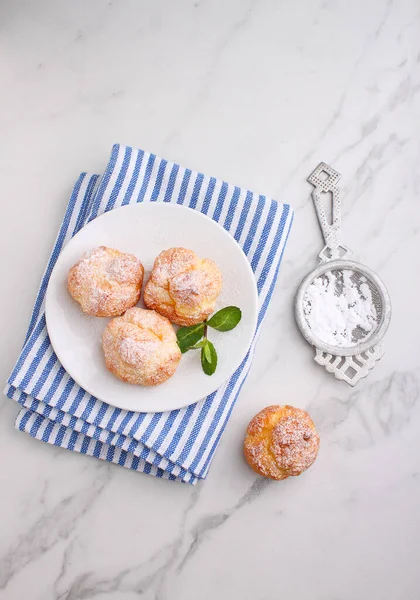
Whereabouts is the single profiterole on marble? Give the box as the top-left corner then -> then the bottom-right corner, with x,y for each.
244,405 -> 320,480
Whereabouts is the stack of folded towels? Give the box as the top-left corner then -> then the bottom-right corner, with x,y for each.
5,144 -> 293,484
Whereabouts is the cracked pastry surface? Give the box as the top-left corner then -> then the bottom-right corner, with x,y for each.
102,308 -> 181,386
68,246 -> 144,317
244,405 -> 320,480
144,247 -> 222,326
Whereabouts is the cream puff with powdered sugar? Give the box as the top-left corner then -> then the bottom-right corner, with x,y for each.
144,247 -> 222,327
244,405 -> 320,480
68,246 -> 144,317
102,307 -> 181,386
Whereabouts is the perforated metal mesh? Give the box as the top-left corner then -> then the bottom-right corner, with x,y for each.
303,267 -> 384,350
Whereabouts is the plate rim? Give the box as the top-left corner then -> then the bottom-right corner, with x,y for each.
45,201 -> 258,412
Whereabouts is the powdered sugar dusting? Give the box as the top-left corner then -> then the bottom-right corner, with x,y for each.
303,269 -> 379,348
271,416 -> 319,476
106,253 -> 142,283
119,337 -> 161,367
68,246 -> 144,317
170,269 -> 213,307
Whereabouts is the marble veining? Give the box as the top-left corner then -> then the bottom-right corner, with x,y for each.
1,0 -> 419,598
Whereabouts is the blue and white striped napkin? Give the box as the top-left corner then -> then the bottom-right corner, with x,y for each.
5,144 -> 293,484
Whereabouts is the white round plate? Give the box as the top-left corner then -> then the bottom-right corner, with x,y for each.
45,202 -> 258,413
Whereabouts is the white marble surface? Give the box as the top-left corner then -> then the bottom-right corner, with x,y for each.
1,0 -> 420,598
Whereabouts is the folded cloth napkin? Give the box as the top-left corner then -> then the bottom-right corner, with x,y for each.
5,144 -> 293,484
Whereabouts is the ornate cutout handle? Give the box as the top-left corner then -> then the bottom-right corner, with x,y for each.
307,162 -> 347,260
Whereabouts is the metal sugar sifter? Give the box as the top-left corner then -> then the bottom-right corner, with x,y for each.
295,162 -> 391,386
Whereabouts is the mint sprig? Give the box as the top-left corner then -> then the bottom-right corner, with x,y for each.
176,322 -> 205,354
176,306 -> 242,376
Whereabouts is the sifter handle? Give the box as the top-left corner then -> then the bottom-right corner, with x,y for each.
307,162 -> 343,259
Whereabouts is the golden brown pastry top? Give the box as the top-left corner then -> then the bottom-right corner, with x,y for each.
102,307 -> 181,386
68,246 -> 144,317
244,405 -> 320,480
144,247 -> 222,326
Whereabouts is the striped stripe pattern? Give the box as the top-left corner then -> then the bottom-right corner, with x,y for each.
5,144 -> 293,484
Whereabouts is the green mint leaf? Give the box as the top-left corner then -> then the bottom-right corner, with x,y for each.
203,341 -> 212,362
206,306 -> 242,332
191,341 -> 206,349
201,340 -> 218,375
176,322 -> 205,353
